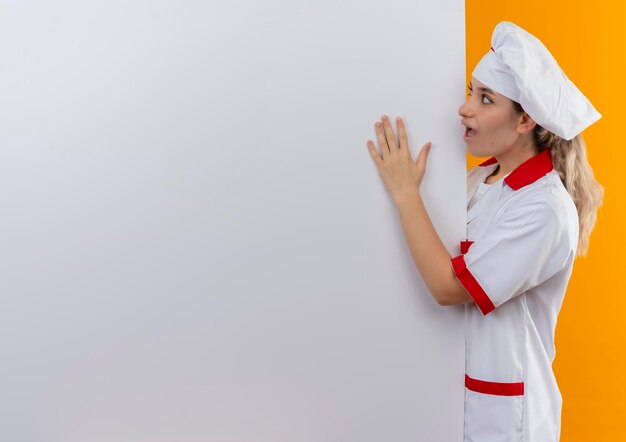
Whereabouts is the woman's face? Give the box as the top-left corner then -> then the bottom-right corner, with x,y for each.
458,76 -> 529,157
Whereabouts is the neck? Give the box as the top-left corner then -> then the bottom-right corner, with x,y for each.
492,145 -> 538,178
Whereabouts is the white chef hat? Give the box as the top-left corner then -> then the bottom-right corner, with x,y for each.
472,21 -> 601,141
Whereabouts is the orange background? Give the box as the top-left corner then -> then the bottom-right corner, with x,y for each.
465,1 -> 625,439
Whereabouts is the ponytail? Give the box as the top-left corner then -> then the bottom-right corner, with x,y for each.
513,101 -> 604,257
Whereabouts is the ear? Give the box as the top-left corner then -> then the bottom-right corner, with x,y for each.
517,112 -> 537,135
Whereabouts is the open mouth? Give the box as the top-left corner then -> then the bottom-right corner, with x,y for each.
465,126 -> 477,138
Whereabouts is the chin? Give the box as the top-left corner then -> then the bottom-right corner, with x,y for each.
466,144 -> 481,157
467,144 -> 493,159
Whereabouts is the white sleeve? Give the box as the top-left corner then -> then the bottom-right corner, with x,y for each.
451,198 -> 574,315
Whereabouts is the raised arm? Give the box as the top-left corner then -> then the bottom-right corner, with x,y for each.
395,192 -> 472,306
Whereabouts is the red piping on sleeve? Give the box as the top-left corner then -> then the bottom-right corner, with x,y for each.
451,254 -> 495,315
460,240 -> 474,254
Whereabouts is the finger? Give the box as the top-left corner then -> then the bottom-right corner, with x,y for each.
375,122 -> 389,157
417,142 -> 432,165
396,116 -> 408,152
381,115 -> 398,150
367,140 -> 383,167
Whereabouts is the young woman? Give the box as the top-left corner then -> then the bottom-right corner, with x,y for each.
366,21 -> 603,442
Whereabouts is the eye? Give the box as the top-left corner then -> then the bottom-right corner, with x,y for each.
467,85 -> 492,104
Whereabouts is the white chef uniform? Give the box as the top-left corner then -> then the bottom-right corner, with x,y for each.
452,149 -> 579,441
452,20 -> 602,440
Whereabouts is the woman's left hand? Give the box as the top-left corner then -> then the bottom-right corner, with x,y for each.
367,114 -> 432,203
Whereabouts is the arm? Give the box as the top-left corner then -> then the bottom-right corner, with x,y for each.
395,191 -> 473,306
366,115 -> 471,307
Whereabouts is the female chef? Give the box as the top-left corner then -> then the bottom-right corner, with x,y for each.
366,21 -> 603,442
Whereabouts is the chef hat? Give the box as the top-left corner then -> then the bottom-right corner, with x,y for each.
472,21 -> 601,141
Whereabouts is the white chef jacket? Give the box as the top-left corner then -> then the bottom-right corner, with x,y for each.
450,149 -> 579,442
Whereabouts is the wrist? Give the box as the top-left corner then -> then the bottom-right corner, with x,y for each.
394,189 -> 422,207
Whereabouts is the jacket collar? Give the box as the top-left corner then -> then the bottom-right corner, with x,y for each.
478,149 -> 554,191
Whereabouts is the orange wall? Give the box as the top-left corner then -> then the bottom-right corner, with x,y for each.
465,2 -> 625,439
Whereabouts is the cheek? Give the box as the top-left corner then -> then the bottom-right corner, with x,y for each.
486,117 -> 516,138
484,128 -> 518,152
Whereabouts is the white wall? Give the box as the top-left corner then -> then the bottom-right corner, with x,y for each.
0,1 -> 467,440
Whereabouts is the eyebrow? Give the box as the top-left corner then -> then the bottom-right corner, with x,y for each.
469,82 -> 496,96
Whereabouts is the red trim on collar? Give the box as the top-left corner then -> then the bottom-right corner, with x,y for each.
477,149 -> 553,191
478,156 -> 498,166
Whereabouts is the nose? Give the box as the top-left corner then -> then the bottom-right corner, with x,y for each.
458,97 -> 473,118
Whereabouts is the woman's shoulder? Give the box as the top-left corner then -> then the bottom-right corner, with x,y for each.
500,170 -> 578,231
532,170 -> 577,217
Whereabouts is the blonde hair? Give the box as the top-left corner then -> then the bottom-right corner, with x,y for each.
512,101 -> 604,257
